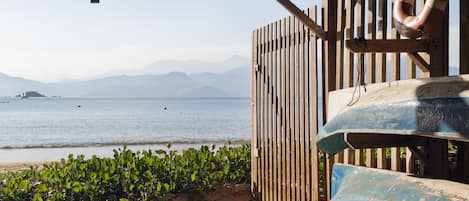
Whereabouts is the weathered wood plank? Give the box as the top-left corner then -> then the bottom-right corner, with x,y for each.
309,7 -> 319,201
286,16 -> 292,201
268,22 -> 274,201
295,16 -> 301,201
323,0 -> 338,200
290,17 -> 297,200
280,17 -> 287,201
273,21 -> 279,201
302,9 -> 311,201
251,29 -> 258,198
261,25 -> 267,201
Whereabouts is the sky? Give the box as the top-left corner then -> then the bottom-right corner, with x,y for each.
0,0 -> 460,82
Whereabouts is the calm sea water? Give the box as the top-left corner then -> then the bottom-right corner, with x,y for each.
0,98 -> 251,149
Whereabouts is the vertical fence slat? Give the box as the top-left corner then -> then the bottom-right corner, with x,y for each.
290,16 -> 297,201
309,7 -> 320,201
269,22 -> 275,201
294,16 -> 301,201
274,21 -> 279,201
280,17 -> 287,201
251,29 -> 258,198
303,8 -> 311,200
299,14 -> 307,201
261,25 -> 267,201
275,18 -> 282,200
286,16 -> 292,201
376,0 -> 388,170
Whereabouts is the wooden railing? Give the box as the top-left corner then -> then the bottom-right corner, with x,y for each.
251,0 -> 469,200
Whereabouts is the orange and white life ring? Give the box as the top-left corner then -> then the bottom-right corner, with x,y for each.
393,0 -> 448,38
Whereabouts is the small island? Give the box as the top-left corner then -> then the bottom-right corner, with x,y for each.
16,91 -> 46,98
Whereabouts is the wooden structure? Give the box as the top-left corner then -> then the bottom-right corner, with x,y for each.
251,0 -> 469,200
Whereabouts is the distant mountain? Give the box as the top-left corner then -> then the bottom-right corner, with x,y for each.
129,55 -> 250,76
0,66 -> 251,98
0,73 -> 48,97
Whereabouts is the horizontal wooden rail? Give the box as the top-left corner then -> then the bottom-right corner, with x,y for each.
277,0 -> 326,40
346,39 -> 431,53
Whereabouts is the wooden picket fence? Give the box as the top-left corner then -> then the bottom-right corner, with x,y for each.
251,0 -> 469,200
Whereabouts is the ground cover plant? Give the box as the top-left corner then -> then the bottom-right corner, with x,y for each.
0,144 -> 251,201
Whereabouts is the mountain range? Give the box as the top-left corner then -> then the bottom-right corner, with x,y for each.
0,54 -> 460,98
0,56 -> 251,98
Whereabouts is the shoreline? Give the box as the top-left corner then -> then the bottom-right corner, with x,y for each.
0,161 -> 52,174
0,143 -> 249,172
0,139 -> 250,150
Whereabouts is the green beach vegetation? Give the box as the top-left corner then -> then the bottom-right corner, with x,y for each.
0,144 -> 251,201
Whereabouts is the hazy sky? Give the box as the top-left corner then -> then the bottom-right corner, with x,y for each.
0,0 -> 460,82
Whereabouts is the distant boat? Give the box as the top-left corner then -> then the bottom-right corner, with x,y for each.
16,91 -> 46,99
318,75 -> 469,154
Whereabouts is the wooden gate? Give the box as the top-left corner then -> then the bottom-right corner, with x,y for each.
251,0 -> 469,200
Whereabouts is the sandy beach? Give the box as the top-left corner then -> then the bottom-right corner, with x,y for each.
0,161 -> 51,174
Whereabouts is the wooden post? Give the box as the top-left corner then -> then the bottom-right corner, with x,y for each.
322,0 -> 338,200
461,0 -> 469,74
425,0 -> 449,179
458,0 -> 469,184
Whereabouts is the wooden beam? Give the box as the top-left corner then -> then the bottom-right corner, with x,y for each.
346,39 -> 431,53
344,133 -> 426,150
277,0 -> 327,40
407,52 -> 430,75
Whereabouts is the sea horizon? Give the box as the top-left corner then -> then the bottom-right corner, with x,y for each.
0,97 -> 251,162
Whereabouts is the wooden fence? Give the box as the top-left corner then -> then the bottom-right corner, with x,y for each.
251,0 -> 469,201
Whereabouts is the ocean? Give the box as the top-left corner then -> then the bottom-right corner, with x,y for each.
0,98 -> 251,162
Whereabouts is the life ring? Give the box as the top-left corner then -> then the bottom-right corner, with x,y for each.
393,0 -> 448,38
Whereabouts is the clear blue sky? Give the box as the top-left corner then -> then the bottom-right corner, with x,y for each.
0,0 -> 460,82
